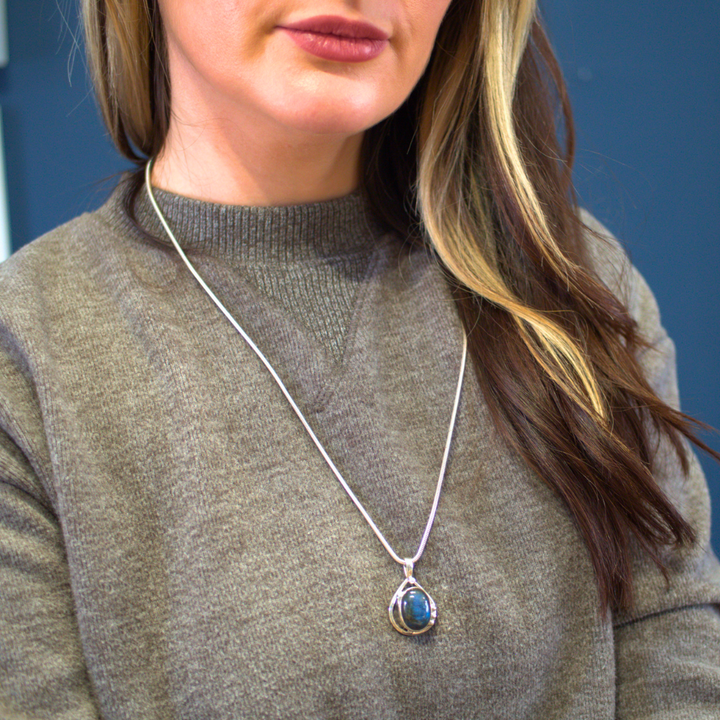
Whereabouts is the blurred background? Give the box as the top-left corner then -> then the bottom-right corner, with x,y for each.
0,0 -> 717,552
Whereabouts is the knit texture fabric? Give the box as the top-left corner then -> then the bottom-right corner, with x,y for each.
0,180 -> 719,719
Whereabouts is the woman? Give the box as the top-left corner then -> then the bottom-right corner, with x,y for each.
0,0 -> 718,717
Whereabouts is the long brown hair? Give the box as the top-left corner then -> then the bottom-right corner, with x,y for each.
83,0 -> 717,612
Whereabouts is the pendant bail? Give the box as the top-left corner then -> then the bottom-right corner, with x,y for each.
403,559 -> 414,579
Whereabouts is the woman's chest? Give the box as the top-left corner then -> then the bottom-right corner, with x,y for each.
36,257 -> 615,718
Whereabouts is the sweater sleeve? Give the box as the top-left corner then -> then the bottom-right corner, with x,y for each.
0,306 -> 101,718
581,211 -> 720,718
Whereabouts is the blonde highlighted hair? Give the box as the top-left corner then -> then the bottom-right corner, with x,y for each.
83,0 -> 714,611
418,0 -> 606,421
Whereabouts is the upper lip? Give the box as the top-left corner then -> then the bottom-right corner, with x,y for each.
279,15 -> 389,41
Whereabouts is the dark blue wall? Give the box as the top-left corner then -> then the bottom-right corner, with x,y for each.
1,1 -> 718,551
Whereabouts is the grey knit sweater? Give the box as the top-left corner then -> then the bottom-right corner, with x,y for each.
0,182 -> 719,719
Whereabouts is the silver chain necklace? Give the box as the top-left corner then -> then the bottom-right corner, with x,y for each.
144,159 -> 468,635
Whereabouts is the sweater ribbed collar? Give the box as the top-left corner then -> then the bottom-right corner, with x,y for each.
109,177 -> 388,265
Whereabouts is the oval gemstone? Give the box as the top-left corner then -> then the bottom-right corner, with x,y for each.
401,588 -> 432,631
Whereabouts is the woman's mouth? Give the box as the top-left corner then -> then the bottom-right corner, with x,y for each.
278,15 -> 389,63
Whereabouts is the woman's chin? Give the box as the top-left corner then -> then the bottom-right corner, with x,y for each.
265,88 -> 396,137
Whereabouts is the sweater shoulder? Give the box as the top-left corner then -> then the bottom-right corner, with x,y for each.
579,209 -> 634,303
578,209 -> 660,333
0,204 -> 121,299
0,177 -> 165,337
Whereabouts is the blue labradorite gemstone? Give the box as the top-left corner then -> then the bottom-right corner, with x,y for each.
401,589 -> 432,631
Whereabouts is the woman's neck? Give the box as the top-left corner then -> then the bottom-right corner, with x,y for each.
150,115 -> 364,207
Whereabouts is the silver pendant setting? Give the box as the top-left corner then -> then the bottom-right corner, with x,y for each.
388,560 -> 437,635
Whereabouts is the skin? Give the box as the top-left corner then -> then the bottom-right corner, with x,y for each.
152,0 -> 454,206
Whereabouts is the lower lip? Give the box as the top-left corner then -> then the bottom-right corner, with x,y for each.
280,28 -> 387,62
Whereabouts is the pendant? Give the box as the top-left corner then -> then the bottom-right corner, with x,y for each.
388,560 -> 437,635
